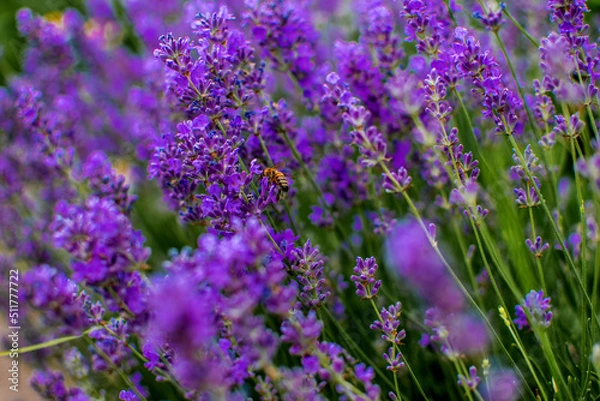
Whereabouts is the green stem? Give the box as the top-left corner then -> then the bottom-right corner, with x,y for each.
478,221 -> 522,297
528,205 -> 547,292
570,137 -> 587,282
572,138 -> 593,394
498,307 -> 549,400
451,212 -> 480,303
0,329 -> 93,357
453,89 -> 489,171
368,299 -> 429,401
536,328 -> 569,399
500,5 -> 539,47
593,197 -> 600,312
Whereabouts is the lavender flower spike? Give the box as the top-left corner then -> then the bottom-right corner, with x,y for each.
351,256 -> 382,300
514,290 -> 553,330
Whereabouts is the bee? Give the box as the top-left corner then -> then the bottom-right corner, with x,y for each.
263,162 -> 289,193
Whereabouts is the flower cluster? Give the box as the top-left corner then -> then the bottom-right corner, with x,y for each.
3,1 -> 600,401
244,0 -> 321,98
351,256 -> 382,300
30,370 -> 89,401
22,265 -> 89,335
511,145 -> 543,207
514,290 -> 553,330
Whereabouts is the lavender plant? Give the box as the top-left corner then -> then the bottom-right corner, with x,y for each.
1,0 -> 600,400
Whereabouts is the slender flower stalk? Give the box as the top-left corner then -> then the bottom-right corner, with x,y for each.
4,2 -> 600,401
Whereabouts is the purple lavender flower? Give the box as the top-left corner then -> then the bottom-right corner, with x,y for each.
276,368 -> 326,400
511,145 -> 543,208
480,369 -> 521,401
49,195 -> 150,321
512,145 -> 542,181
400,0 -> 453,57
354,362 -> 381,400
383,347 -> 405,372
423,68 -> 487,221
80,151 -> 136,214
148,116 -> 271,229
146,218 -> 299,396
539,33 -> 579,98
342,105 -> 390,169
457,365 -> 481,390
422,308 -> 489,358
23,265 -> 89,334
371,209 -> 399,236
539,131 -> 557,149
545,0 -> 595,107
63,348 -> 89,380
533,80 -> 556,127
382,167 -> 412,193
578,143 -> 600,190
547,0 -> 589,42
350,257 -> 382,300
119,390 -> 139,401
281,310 -> 322,355
334,41 -> 386,122
89,318 -> 133,371
13,7 -> 170,162
245,0 -> 321,98
386,68 -> 427,118
514,290 -> 553,330
157,7 -> 264,119
420,148 -> 449,188
153,34 -> 193,74
386,219 -> 465,312
30,369 -> 89,401
146,273 -> 231,395
513,186 -> 540,208
151,9 -> 305,231
553,113 -> 585,139
289,240 -> 330,309
316,148 -> 369,211
526,237 -> 550,258
281,312 -> 381,400
6,2 -> 598,399
51,197 -> 149,286
317,342 -> 381,400
423,69 -> 453,125
472,3 -> 505,31
358,1 -> 404,70
370,302 -> 407,346
319,72 -> 359,125
452,27 -> 523,136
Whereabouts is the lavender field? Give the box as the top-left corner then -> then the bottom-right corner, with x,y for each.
1,0 -> 600,400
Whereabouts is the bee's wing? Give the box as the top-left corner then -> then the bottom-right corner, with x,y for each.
272,161 -> 285,170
